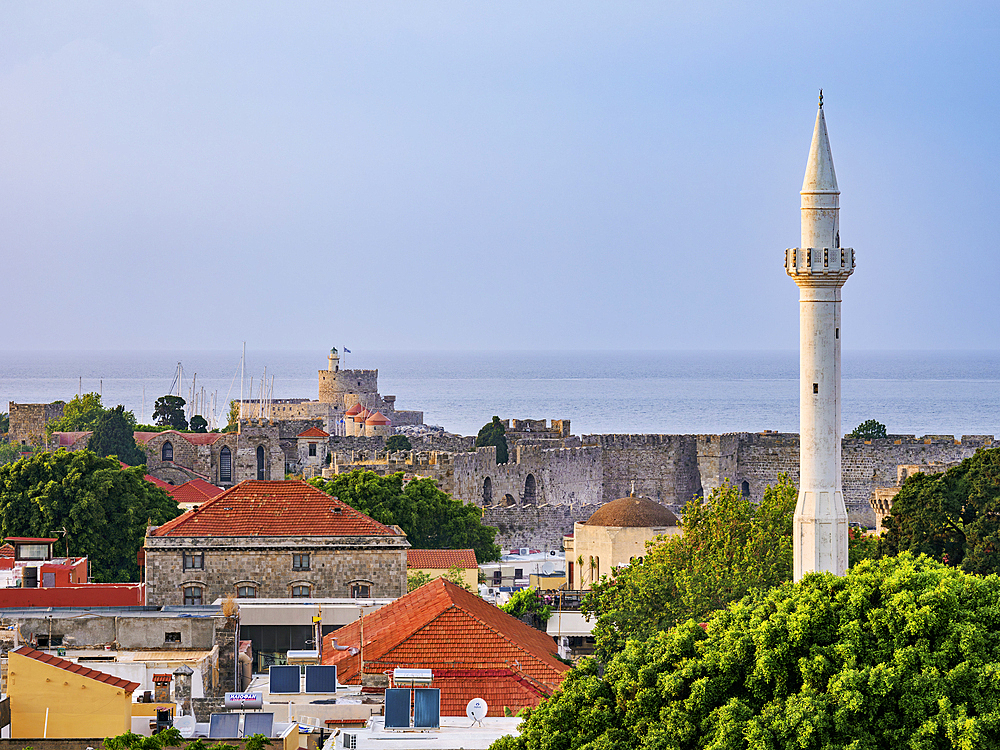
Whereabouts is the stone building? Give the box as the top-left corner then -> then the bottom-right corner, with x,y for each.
8,401 -> 64,446
238,349 -> 423,435
143,480 -> 409,606
51,424 -> 285,487
563,494 -> 680,590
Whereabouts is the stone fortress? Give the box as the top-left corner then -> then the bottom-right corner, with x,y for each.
237,348 -> 424,435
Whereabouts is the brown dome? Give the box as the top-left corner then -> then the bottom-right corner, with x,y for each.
585,495 -> 679,528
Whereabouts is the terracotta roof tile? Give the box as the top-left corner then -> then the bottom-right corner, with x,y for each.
169,479 -> 225,505
365,412 -> 390,425
13,646 -> 140,693
55,431 -> 92,446
322,579 -> 568,715
150,480 -> 401,538
407,549 -> 478,569
0,544 -> 13,559
297,427 -> 330,438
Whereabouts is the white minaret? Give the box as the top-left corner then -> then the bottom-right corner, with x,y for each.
786,92 -> 855,581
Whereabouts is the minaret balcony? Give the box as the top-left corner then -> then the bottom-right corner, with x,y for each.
785,247 -> 855,286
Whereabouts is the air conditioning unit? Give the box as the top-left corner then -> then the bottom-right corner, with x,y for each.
343,733 -> 357,750
519,547 -> 529,556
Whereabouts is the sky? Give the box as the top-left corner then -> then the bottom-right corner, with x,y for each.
1,1 -> 998,352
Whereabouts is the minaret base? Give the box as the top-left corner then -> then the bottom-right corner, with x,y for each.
793,489 -> 848,581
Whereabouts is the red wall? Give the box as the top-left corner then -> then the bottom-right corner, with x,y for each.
0,583 -> 144,607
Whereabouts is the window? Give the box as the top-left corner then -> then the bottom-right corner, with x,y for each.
291,585 -> 310,598
293,553 -> 310,571
308,443 -> 317,457
183,552 -> 204,570
237,585 -> 257,598
256,445 -> 265,480
15,544 -> 50,561
220,446 -> 232,483
523,474 -> 537,505
482,477 -> 492,506
165,632 -> 181,643
351,583 -> 371,598
162,441 -> 173,462
492,570 -> 502,585
184,586 -> 203,605
514,568 -> 524,579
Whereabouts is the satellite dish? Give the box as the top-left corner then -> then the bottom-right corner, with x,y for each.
467,698 -> 488,725
174,714 -> 196,738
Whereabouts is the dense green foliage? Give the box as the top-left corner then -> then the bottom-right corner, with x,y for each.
0,450 -> 180,581
310,470 -> 500,562
46,392 -> 136,437
476,416 -> 509,464
103,728 -> 263,750
0,442 -> 34,467
0,411 -> 8,435
189,414 -> 208,433
226,399 -> 240,431
879,447 -> 1000,574
494,554 -> 1000,750
153,395 -> 188,430
582,477 -> 798,661
88,405 -> 147,466
385,434 -> 412,451
502,587 -> 552,623
850,418 -> 887,439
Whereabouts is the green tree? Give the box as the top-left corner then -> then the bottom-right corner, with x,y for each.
0,442 -> 34,467
879,446 -> 1000,574
153,395 -> 188,430
501,587 -> 552,624
582,476 -> 797,662
226,400 -> 240,432
385,434 -> 412,452
88,405 -> 147,466
476,416 -> 509,464
407,570 -> 433,592
189,414 -> 208,433
0,411 -> 8,436
493,554 -> 1000,750
46,393 -> 132,436
310,470 -> 501,562
850,418 -> 887,439
0,450 -> 180,581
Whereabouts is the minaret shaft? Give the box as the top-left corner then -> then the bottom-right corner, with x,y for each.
787,99 -> 853,581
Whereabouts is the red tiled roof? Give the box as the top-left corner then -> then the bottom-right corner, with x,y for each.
150,480 -> 401,538
169,479 -> 225,505
54,431 -> 92,446
5,538 -> 57,544
152,673 -> 172,682
365,412 -> 390,425
13,646 -> 139,692
322,579 -> 568,715
345,403 -> 364,416
133,430 -> 223,446
0,544 -> 14,559
297,427 -> 329,438
117,460 -> 173,489
407,549 -> 478,569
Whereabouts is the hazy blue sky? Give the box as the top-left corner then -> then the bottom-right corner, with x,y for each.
2,2 -> 997,352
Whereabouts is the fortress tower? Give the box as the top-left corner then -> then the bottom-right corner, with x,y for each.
785,93 -> 855,581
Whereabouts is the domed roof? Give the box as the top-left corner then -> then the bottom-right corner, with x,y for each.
585,495 -> 679,528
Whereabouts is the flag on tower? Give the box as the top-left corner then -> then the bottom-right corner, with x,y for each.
343,347 -> 351,353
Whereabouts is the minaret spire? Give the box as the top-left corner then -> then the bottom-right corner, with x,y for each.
785,96 -> 855,581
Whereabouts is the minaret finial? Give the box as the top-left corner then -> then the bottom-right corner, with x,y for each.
819,89 -> 824,108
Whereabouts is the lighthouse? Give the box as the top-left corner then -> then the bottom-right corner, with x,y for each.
785,92 -> 855,581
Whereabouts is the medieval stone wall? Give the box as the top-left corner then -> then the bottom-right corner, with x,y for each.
583,434 -> 702,505
8,401 -> 64,446
483,504 -> 602,552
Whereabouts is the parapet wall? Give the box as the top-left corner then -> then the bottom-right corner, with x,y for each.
9,401 -> 64,446
318,368 -> 379,401
484,504 -> 601,552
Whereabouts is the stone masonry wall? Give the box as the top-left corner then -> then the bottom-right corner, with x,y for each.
484,504 -> 602,552
583,434 -> 702,506
9,402 -> 64,446
144,535 -> 408,606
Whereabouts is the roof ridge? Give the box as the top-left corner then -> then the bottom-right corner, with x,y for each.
13,645 -> 140,692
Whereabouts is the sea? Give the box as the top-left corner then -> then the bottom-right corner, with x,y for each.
1,350 -> 998,439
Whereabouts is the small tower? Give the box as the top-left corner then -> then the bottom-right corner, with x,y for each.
328,348 -> 340,373
785,92 -> 855,581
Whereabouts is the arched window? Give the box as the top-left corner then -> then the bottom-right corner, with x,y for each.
162,441 -> 173,462
237,584 -> 257,599
291,585 -> 310,598
741,480 -> 750,498
482,477 -> 493,506
503,493 -> 516,507
523,474 -> 536,506
256,445 -> 265,480
183,586 -> 203,605
220,446 -> 232,483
